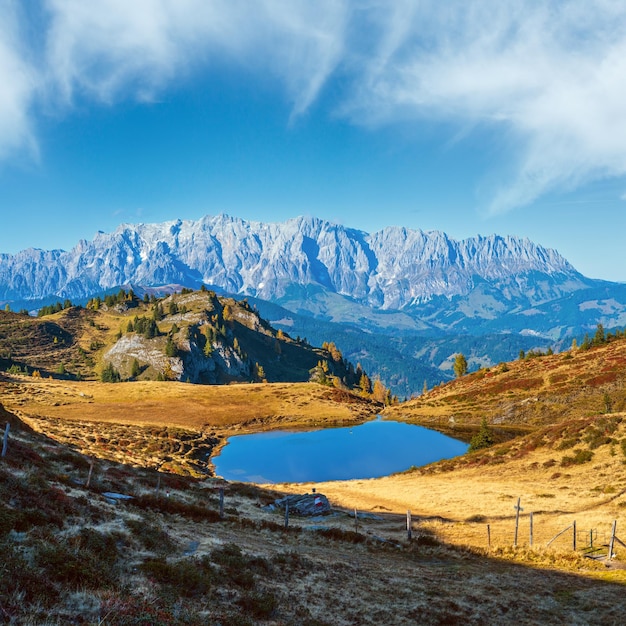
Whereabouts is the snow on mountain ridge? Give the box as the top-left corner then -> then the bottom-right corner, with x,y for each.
0,214 -> 587,312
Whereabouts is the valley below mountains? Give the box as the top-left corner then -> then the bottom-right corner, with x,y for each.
1,213 -> 625,395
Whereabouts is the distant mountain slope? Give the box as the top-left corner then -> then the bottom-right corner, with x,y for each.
0,213 -> 597,320
250,297 -> 555,398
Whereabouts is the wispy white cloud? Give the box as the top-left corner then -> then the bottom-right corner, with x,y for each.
44,0 -> 347,112
2,0 -> 626,215
340,1 -> 626,213
0,0 -> 38,161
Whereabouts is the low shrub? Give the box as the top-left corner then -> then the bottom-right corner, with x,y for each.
557,437 -> 579,450
132,494 -> 221,522
0,540 -> 56,609
415,533 -> 442,547
316,527 -> 367,544
561,449 -> 594,467
210,543 -> 271,589
126,518 -> 176,555
239,590 -> 279,620
36,535 -> 117,588
140,557 -> 214,597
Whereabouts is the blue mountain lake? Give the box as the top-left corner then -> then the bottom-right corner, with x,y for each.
213,417 -> 468,483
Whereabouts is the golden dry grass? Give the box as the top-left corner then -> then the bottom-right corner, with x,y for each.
1,377 -> 376,476
2,374 -> 626,586
275,417 -> 626,580
1,401 -> 625,625
2,377 -> 374,431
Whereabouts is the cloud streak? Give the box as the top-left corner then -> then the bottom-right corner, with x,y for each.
0,1 -> 38,162
343,1 -> 626,213
2,1 -> 626,214
43,0 -> 348,110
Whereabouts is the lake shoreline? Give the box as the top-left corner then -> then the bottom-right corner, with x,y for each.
213,417 -> 469,484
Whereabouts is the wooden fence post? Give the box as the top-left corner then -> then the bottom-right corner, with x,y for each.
354,508 -> 358,533
1,423 -> 9,458
284,501 -> 289,529
85,456 -> 95,488
219,487 -> 225,519
573,520 -> 577,551
155,473 -> 161,497
529,512 -> 533,548
513,498 -> 523,547
407,510 -> 412,541
607,520 -> 617,562
487,524 -> 491,550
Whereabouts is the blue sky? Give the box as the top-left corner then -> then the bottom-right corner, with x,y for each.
1,1 -> 626,281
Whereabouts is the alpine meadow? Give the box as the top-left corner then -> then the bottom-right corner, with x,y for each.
2,2 -> 626,624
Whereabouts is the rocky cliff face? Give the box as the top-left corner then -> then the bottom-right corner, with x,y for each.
0,214 -> 592,317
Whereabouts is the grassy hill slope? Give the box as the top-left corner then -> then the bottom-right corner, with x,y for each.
384,336 -> 626,430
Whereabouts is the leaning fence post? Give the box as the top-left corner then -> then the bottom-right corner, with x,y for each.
354,508 -> 358,532
1,423 -> 9,458
219,487 -> 225,519
607,520 -> 617,562
487,524 -> 491,550
284,501 -> 289,529
573,520 -> 577,551
85,456 -> 95,488
529,512 -> 533,548
546,523 -> 573,547
407,510 -> 412,541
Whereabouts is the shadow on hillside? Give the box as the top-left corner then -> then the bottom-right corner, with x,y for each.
1,407 -> 625,625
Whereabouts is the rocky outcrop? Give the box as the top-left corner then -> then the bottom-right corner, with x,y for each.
274,493 -> 331,516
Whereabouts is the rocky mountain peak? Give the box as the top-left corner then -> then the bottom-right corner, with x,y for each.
0,213 -> 590,319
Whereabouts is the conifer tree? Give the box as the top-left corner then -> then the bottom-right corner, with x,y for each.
130,358 -> 141,379
593,323 -> 605,346
453,353 -> 468,378
469,417 -> 494,452
359,373 -> 372,395
101,363 -> 121,383
165,337 -> 178,357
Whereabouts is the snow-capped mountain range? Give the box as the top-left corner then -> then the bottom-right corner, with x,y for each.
0,214 -> 591,305
4,213 -> 626,394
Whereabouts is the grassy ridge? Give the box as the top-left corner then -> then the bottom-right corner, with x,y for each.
384,337 -> 626,428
